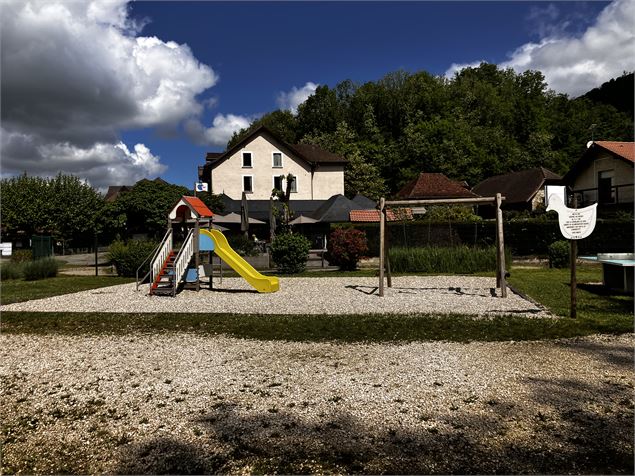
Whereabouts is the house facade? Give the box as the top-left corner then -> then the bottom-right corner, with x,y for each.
564,141 -> 634,208
199,126 -> 346,201
472,167 -> 562,213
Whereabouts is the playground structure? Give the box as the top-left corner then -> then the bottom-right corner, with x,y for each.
138,196 -> 279,296
377,193 -> 508,297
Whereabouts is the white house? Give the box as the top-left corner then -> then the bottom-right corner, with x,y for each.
198,126 -> 347,200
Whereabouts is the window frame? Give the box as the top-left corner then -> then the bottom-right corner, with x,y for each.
288,174 -> 298,193
272,175 -> 284,192
242,174 -> 254,193
272,151 -> 283,168
242,151 -> 253,168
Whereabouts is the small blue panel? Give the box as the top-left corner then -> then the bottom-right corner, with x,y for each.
185,268 -> 198,282
200,233 -> 215,251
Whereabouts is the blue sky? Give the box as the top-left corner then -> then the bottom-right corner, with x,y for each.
2,1 -> 632,190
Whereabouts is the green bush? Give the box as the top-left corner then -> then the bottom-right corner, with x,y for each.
271,232 -> 310,274
108,239 -> 157,277
548,241 -> 570,268
326,228 -> 369,270
389,246 -> 509,274
22,258 -> 59,281
0,261 -> 24,280
11,250 -> 32,263
227,234 -> 259,257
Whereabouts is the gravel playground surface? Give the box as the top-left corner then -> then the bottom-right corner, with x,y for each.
0,276 -> 550,317
1,333 -> 633,474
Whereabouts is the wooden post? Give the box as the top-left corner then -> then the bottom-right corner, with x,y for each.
94,232 -> 99,277
495,193 -> 507,298
379,197 -> 385,297
385,216 -> 392,288
570,194 -> 577,318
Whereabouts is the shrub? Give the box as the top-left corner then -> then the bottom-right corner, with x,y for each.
548,240 -> 570,268
326,228 -> 369,270
22,258 -> 59,281
388,246 -> 509,274
108,239 -> 157,277
271,232 -> 310,274
11,250 -> 32,263
0,261 -> 24,280
227,234 -> 259,257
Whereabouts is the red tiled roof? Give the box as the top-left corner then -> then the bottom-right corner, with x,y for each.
594,141 -> 635,163
183,196 -> 214,218
350,208 -> 413,222
397,173 -> 479,199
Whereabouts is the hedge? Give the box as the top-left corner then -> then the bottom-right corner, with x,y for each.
348,219 -> 634,257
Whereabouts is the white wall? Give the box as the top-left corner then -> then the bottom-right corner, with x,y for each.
211,134 -> 344,200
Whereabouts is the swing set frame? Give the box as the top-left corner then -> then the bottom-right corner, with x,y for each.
378,193 -> 507,297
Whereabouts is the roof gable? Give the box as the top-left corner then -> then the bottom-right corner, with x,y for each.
564,141 -> 634,184
397,173 -> 479,199
168,196 -> 214,219
203,125 -> 347,170
472,167 -> 562,204
594,141 -> 634,163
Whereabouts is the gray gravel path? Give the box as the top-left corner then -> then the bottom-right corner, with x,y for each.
0,276 -> 551,317
1,333 -> 633,474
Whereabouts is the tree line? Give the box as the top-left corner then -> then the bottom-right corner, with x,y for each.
0,174 -> 223,250
228,64 -> 634,200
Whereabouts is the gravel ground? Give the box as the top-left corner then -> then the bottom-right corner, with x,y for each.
1,333 -> 633,474
0,276 -> 551,317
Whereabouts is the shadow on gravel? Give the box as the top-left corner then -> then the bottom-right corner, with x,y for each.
114,378 -> 634,475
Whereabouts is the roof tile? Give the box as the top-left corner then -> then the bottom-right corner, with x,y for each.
397,173 -> 479,199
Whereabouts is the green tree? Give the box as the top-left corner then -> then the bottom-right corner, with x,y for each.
0,174 -> 51,237
228,109 -> 298,149
302,122 -> 387,200
1,173 -> 103,249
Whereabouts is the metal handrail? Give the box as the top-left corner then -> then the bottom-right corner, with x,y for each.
135,229 -> 172,291
172,228 -> 195,296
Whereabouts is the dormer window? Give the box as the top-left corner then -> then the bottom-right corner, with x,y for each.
272,152 -> 283,168
242,152 -> 252,168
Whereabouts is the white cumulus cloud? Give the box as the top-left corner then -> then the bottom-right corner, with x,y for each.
445,0 -> 635,97
185,114 -> 254,148
277,82 -> 319,114
0,0 -> 216,187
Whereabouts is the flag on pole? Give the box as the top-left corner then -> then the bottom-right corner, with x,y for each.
195,182 -> 208,192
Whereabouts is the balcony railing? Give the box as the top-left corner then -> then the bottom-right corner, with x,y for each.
573,184 -> 634,207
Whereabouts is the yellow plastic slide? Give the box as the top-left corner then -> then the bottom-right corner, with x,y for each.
200,229 -> 279,293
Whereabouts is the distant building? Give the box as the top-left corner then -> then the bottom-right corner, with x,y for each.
198,125 -> 347,201
472,167 -> 562,213
564,141 -> 634,209
397,173 -> 479,200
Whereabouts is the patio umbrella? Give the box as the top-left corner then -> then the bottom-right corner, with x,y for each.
269,196 -> 277,242
288,214 -> 318,225
211,223 -> 229,232
241,191 -> 249,238
212,212 -> 265,224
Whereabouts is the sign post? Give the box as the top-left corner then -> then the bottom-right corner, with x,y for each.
546,187 -> 597,318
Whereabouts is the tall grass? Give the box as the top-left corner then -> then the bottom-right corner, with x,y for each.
22,258 -> 59,281
0,261 -> 25,280
389,246 -> 510,274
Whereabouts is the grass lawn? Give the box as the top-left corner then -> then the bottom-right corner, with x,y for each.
0,275 -> 134,305
1,263 -> 632,341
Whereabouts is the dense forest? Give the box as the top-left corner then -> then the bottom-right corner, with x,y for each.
228,64 -> 633,200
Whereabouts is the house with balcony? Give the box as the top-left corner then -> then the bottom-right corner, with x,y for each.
564,141 -> 634,210
198,125 -> 347,201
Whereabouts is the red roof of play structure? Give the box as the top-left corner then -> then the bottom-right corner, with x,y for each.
183,196 -> 214,217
